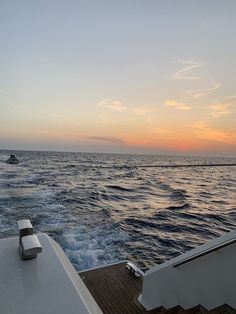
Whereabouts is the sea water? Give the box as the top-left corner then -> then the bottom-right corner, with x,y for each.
0,150 -> 235,271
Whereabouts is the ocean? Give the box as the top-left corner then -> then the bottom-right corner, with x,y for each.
0,150 -> 235,272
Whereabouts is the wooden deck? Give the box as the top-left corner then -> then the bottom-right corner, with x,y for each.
79,262 -> 236,314
79,262 -> 144,314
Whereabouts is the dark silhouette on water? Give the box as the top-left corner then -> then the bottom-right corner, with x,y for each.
6,154 -> 19,164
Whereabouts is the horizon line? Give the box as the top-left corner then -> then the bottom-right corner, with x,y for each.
0,147 -> 235,159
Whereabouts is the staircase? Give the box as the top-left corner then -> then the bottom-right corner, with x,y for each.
139,229 -> 236,310
146,304 -> 236,314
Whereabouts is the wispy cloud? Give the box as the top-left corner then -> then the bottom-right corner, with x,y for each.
165,99 -> 191,110
224,95 -> 236,102
97,99 -> 126,112
190,121 -> 236,144
206,95 -> 236,119
207,103 -> 232,118
79,134 -> 124,144
173,60 -> 205,80
187,82 -> 221,100
132,107 -> 151,116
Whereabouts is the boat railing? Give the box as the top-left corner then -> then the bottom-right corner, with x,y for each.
173,237 -> 236,268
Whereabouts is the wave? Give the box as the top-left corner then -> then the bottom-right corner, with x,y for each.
166,203 -> 191,210
106,185 -> 134,192
0,150 -> 235,271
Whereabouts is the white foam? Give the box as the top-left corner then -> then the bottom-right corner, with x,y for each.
62,224 -> 129,271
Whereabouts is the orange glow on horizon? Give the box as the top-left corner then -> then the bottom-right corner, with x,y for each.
1,115 -> 236,155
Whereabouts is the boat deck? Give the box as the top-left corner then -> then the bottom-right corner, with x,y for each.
79,261 -> 236,314
80,262 -> 144,314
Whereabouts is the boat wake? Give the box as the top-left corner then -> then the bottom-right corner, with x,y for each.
0,150 -> 235,271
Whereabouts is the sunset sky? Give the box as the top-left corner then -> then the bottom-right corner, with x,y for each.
1,0 -> 236,156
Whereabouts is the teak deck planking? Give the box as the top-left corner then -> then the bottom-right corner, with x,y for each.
79,262 -> 236,314
80,262 -> 144,314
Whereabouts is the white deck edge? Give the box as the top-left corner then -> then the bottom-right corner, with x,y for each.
46,235 -> 103,313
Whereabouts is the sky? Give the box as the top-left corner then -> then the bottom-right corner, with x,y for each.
0,0 -> 236,156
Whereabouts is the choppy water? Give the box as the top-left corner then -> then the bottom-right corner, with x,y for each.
0,150 -> 235,271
